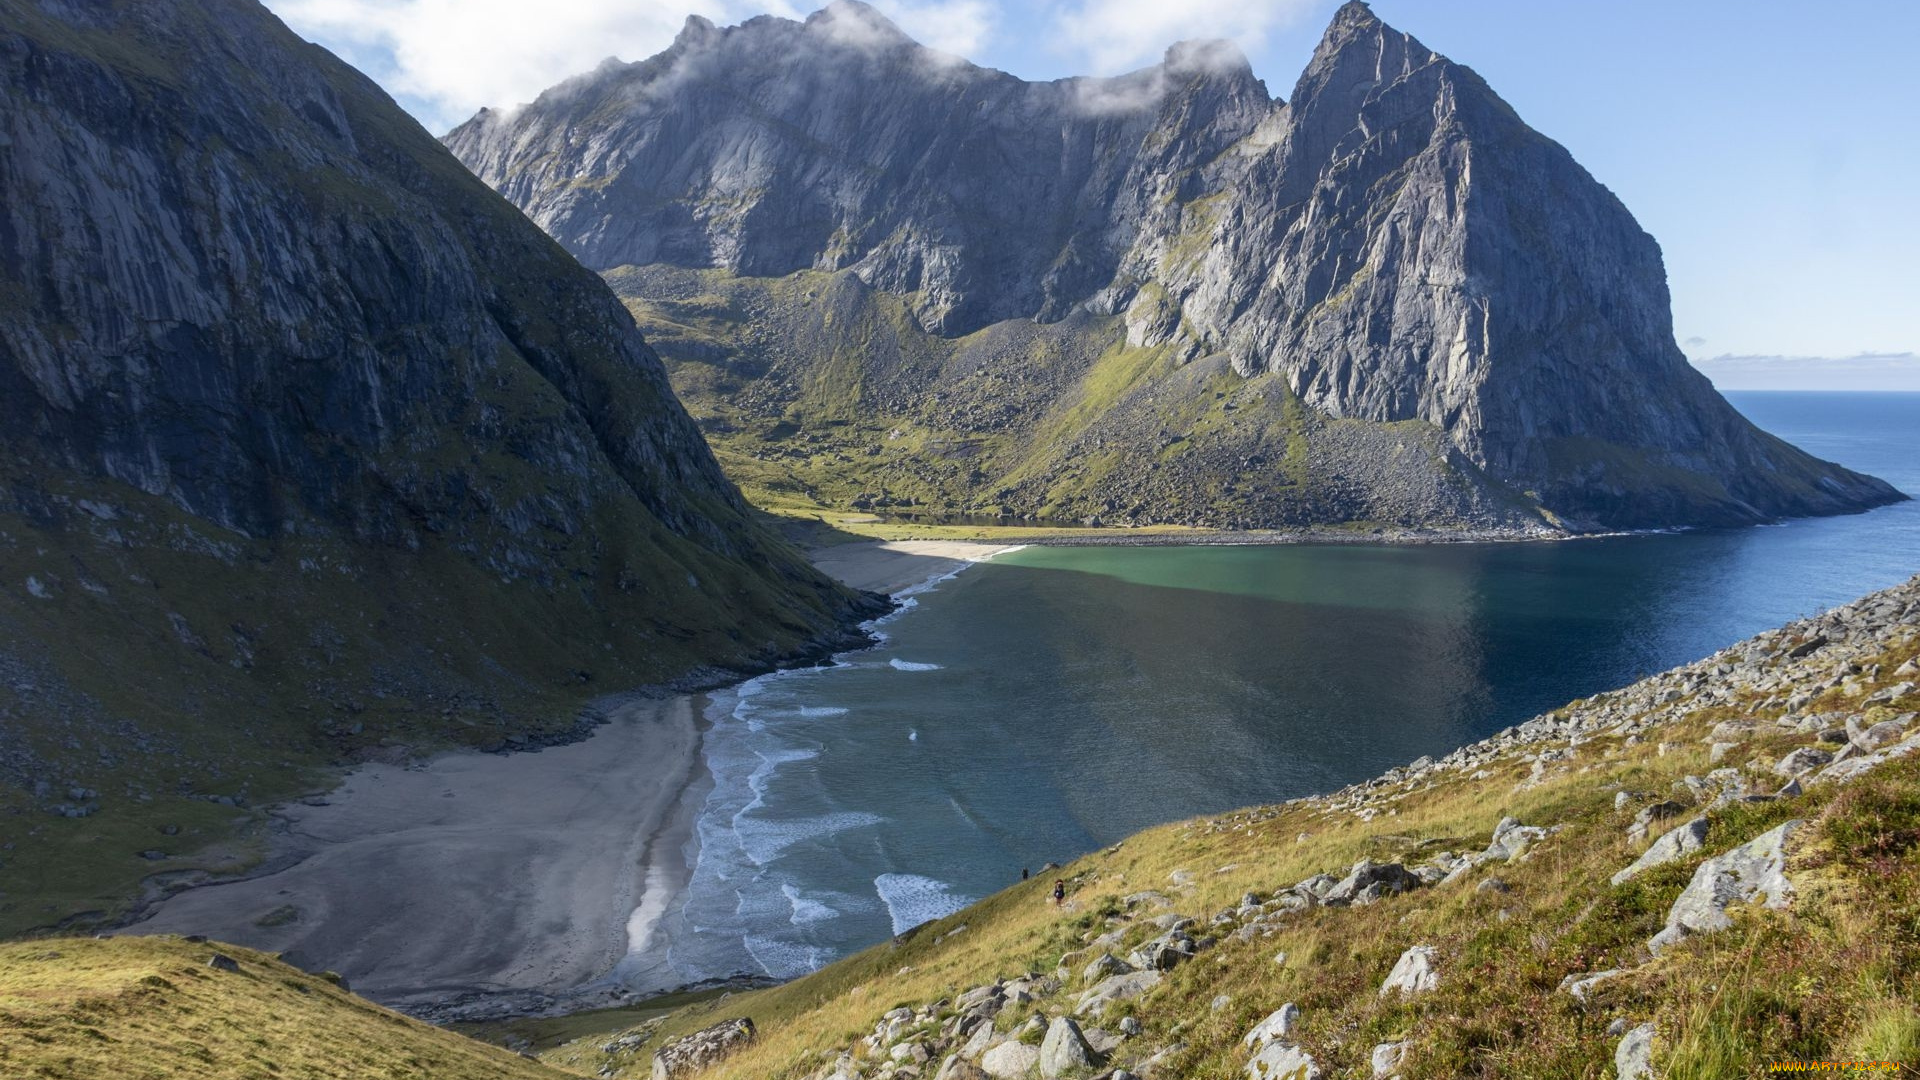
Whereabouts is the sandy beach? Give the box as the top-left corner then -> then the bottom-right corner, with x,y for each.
809,539 -> 1023,595
130,696 -> 706,1015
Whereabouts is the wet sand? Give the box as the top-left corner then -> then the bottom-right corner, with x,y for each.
130,696 -> 704,1014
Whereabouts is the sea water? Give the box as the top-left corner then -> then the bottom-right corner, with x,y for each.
645,392 -> 1920,987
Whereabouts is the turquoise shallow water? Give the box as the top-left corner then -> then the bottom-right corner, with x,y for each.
648,392 -> 1920,986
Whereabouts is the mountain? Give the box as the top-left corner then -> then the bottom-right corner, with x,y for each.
446,0 -> 1903,532
0,0 -> 878,934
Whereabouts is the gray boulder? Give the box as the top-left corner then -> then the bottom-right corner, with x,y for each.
652,1018 -> 755,1080
1245,1041 -> 1321,1080
1241,1003 -> 1300,1050
980,1040 -> 1040,1079
1038,1016 -> 1098,1078
1379,945 -> 1438,996
1774,746 -> 1833,777
1611,816 -> 1710,885
1082,952 -> 1132,983
1323,860 -> 1421,906
1614,1022 -> 1656,1079
1649,821 -> 1802,955
1370,1041 -> 1407,1078
1075,970 -> 1162,1016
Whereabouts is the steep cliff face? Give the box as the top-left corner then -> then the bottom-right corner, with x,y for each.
448,1 -> 1901,530
0,0 -> 874,932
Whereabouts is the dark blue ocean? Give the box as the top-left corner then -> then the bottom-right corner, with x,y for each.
649,392 -> 1920,986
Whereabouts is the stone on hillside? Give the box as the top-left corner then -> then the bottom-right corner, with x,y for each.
1774,746 -> 1832,777
1246,1041 -> 1321,1080
1379,945 -> 1438,996
1611,816 -> 1710,885
1556,969 -> 1623,1002
1083,952 -> 1132,983
207,954 -> 240,973
959,1021 -> 1000,1059
980,1040 -> 1040,1079
1371,1041 -> 1407,1078
1085,1027 -> 1125,1055
1486,818 -> 1552,860
1615,1022 -> 1656,1080
652,1018 -> 755,1080
1242,1003 -> 1300,1049
1862,719 -> 1908,750
1075,970 -> 1162,1016
1648,821 -> 1802,955
1323,860 -> 1421,906
1120,1016 -> 1142,1037
1627,800 -> 1688,842
1291,874 -> 1338,902
936,1057 -> 992,1080
1038,1016 -> 1098,1078
1128,931 -> 1196,971
1816,734 -> 1920,784
1123,890 -> 1173,910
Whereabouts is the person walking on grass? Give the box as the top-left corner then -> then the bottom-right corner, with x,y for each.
1052,879 -> 1066,905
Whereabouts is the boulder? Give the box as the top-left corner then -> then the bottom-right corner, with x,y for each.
936,1057 -> 992,1080
1082,952 -> 1132,983
1486,818 -> 1552,860
1245,1041 -> 1321,1080
207,954 -> 240,973
1614,1022 -> 1656,1080
1075,970 -> 1162,1016
980,1040 -> 1041,1079
1627,800 -> 1688,843
1611,816 -> 1710,885
1370,1041 -> 1407,1078
1127,931 -> 1195,971
1773,746 -> 1832,778
1556,969 -> 1623,1002
1648,821 -> 1802,955
652,1018 -> 755,1080
1379,946 -> 1438,997
1038,1016 -> 1098,1078
1323,860 -> 1421,907
1242,1003 -> 1300,1050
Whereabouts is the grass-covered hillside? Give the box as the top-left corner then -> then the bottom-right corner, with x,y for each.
507,575 -> 1920,1078
0,936 -> 566,1080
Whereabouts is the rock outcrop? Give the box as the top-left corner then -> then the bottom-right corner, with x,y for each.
447,0 -> 1902,531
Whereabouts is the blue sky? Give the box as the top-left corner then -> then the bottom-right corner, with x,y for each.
266,0 -> 1919,389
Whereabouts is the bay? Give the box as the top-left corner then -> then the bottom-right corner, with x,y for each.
650,391 -> 1920,986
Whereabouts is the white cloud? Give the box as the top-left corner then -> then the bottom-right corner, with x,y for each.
1048,0 -> 1318,75
265,0 -> 996,131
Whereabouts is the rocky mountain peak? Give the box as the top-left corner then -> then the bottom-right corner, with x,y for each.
448,3 -> 1904,531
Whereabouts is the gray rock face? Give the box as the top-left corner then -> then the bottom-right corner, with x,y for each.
979,1040 -> 1040,1079
1242,1003 -> 1300,1050
0,0 -> 873,802
447,0 -> 1901,531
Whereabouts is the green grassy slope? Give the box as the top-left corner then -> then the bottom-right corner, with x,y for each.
0,936 -> 568,1080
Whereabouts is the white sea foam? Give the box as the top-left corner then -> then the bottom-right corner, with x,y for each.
874,873 -> 972,935
798,705 -> 850,717
889,658 -> 943,671
908,729 -> 918,741
780,883 -> 842,925
735,810 -> 884,866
